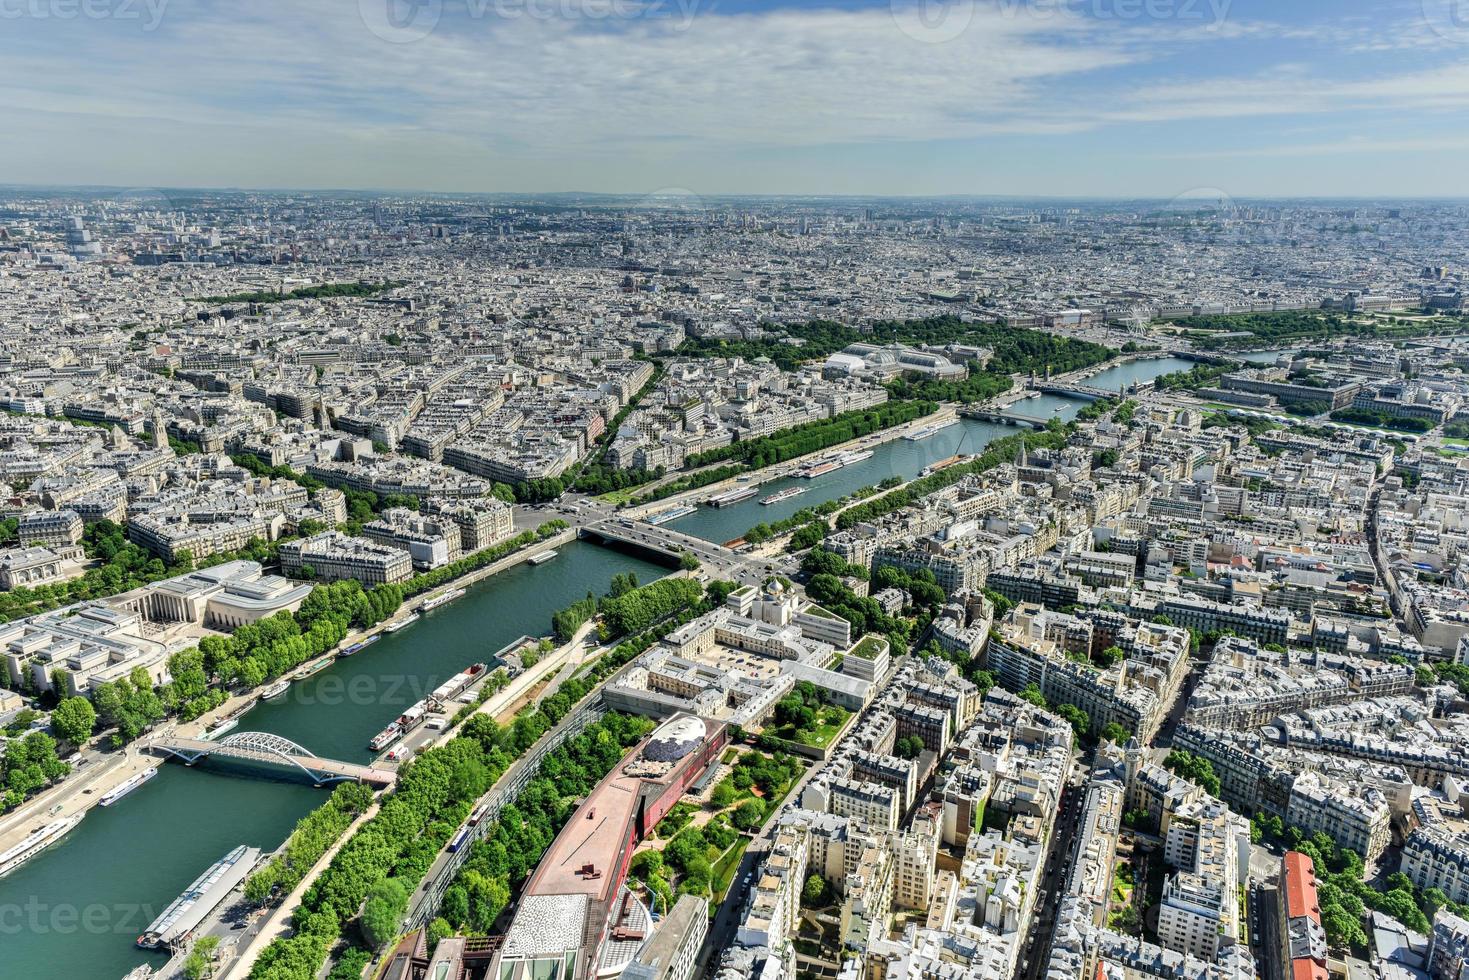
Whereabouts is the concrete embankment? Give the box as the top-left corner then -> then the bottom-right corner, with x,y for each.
625,407 -> 959,520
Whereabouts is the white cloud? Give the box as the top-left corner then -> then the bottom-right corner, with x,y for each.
1,0 -> 1467,191
0,0 -> 1150,149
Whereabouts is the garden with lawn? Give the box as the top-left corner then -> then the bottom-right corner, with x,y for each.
626,749 -> 806,914
762,681 -> 852,749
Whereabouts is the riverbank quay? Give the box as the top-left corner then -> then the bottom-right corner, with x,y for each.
224,617 -> 622,979
0,540 -> 671,980
0,526 -> 579,859
624,404 -> 960,521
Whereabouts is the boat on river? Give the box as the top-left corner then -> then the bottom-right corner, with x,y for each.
0,816 -> 81,880
761,486 -> 807,506
385,613 -> 420,633
420,588 -> 466,613
338,635 -> 380,657
707,486 -> 758,507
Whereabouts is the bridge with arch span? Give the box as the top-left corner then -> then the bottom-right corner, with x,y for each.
147,731 -> 397,787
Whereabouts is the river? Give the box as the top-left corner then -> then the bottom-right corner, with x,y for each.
0,350 -> 1229,978
661,415 -> 1023,545
0,540 -> 670,980
662,352 -> 1270,545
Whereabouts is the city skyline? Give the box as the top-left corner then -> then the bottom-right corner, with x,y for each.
5,0 -> 1469,197
6,4 -> 1469,978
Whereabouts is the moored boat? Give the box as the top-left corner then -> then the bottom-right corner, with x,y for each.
707,486 -> 758,507
0,815 -> 81,879
259,680 -> 290,700
760,486 -> 807,505
903,418 -> 961,441
205,717 -> 239,740
338,635 -> 380,657
136,845 -> 261,949
420,588 -> 466,613
369,699 -> 430,751
385,613 -> 420,633
99,767 -> 156,807
644,505 -> 696,526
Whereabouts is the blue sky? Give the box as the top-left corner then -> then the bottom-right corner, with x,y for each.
4,0 -> 1469,196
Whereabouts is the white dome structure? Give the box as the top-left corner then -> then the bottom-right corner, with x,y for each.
642,715 -> 707,763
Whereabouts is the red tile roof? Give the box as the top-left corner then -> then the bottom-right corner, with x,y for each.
1284,850 -> 1321,923
1291,958 -> 1329,980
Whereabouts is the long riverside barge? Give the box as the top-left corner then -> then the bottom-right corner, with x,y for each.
137,845 -> 262,949
707,486 -> 758,507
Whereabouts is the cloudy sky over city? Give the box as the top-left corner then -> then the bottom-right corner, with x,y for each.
5,0 -> 1469,196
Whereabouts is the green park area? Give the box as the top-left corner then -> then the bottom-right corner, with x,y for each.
762,681 -> 851,749
627,749 -> 804,913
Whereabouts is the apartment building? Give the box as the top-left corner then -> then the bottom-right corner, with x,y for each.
279,530 -> 413,586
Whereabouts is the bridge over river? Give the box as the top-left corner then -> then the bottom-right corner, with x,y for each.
148,732 -> 397,787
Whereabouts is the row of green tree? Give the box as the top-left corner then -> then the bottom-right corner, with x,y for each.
251,708 -> 639,978
1329,407 -> 1435,433
191,281 -> 405,306
431,712 -> 655,936
885,364 -> 1013,404
56,580 -> 404,750
188,580 -> 402,694
738,478 -> 900,548
550,570 -> 703,642
401,522 -> 567,598
629,464 -> 748,507
1177,310 -> 1461,350
685,400 -> 937,470
248,581 -> 741,978
1,731 -> 70,813
245,783 -> 376,903
834,426 -> 1071,531
677,315 -> 1114,377
599,577 -> 705,638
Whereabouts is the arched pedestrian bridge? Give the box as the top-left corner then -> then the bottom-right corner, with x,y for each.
148,732 -> 397,787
